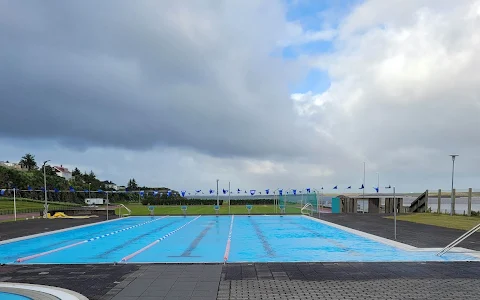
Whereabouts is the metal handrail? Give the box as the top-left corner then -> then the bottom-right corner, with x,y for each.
118,204 -> 132,217
436,223 -> 480,256
301,203 -> 313,216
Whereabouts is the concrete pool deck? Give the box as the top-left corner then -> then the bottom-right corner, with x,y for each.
0,214 -> 479,299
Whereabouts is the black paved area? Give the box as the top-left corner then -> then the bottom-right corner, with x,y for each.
104,264 -> 222,300
220,262 -> 480,299
0,217 -> 116,241
318,213 -> 480,250
0,264 -> 139,300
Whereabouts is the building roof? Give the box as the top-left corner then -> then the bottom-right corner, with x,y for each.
54,165 -> 71,173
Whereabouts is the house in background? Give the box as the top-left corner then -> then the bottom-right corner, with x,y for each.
103,180 -> 118,191
0,161 -> 28,171
53,165 -> 73,180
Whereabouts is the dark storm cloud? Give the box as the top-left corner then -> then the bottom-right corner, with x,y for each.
0,1 -> 319,159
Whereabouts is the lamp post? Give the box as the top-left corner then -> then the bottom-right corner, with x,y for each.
216,179 -> 219,206
449,155 -> 458,216
385,185 -> 396,240
42,160 -> 50,218
88,182 -> 91,198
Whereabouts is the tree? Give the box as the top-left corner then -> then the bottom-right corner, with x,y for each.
72,167 -> 81,176
44,165 -> 57,176
19,153 -> 37,171
127,178 -> 138,190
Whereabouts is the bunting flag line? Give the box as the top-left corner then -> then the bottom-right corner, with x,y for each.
333,186 -> 338,190
250,189 -> 256,196
359,184 -> 364,189
347,186 -> 352,189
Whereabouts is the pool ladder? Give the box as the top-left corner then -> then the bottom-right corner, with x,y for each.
436,223 -> 480,256
118,204 -> 132,217
301,203 -> 313,216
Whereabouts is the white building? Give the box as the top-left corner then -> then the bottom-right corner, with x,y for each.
53,165 -> 73,180
103,181 -> 118,191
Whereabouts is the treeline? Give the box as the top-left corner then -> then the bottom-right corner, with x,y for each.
142,198 -> 277,206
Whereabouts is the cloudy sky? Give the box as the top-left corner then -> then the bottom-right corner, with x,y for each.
1,0 -> 480,193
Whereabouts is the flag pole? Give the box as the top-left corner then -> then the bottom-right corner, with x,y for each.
228,181 -> 231,215
363,162 -> 366,213
13,188 -> 17,221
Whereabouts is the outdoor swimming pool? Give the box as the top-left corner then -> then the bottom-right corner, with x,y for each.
0,216 -> 477,264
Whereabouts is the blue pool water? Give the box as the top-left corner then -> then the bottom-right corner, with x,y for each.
0,292 -> 31,300
0,216 -> 476,264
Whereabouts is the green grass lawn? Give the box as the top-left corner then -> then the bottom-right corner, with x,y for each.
115,203 -> 301,216
0,198 -> 80,215
385,213 -> 480,231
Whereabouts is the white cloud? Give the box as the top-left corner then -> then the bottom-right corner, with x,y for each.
295,0 -> 480,189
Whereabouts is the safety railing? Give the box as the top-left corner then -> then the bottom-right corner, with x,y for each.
436,223 -> 480,256
301,203 -> 313,216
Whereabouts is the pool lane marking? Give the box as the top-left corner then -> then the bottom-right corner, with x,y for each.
223,215 -> 235,263
120,215 -> 202,262
249,217 -> 276,258
178,221 -> 215,257
96,219 -> 183,259
15,216 -> 168,263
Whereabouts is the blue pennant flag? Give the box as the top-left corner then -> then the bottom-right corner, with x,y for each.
195,189 -> 201,194
347,186 -> 352,189
98,189 -> 104,193
167,190 -> 172,197
333,186 -> 338,190
153,190 -> 159,196
237,188 -> 241,194
386,185 -> 391,189
265,189 -> 269,195
279,189 -> 283,196
292,189 -> 297,195
41,187 -> 45,191
244,190 -> 247,194
69,186 -> 75,192
188,192 -> 191,195
0,189 -> 5,196
306,188 -> 311,193
84,189 -> 88,193
223,189 -> 227,195
374,187 -> 379,193
259,191 -> 262,195
139,190 -> 144,197
359,184 -> 364,189
54,188 -> 59,193
181,190 -> 186,197
250,189 -> 256,195
209,189 -> 214,194
28,185 -> 33,191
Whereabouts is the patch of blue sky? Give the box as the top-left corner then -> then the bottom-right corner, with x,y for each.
289,69 -> 331,95
285,0 -> 364,30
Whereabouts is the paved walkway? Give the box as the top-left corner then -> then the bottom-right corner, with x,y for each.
0,216 -> 114,241
319,213 -> 480,250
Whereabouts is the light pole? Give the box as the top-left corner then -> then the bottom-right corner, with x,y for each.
88,182 -> 91,198
386,185 -> 396,240
449,154 -> 458,216
216,179 -> 219,206
42,160 -> 50,218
